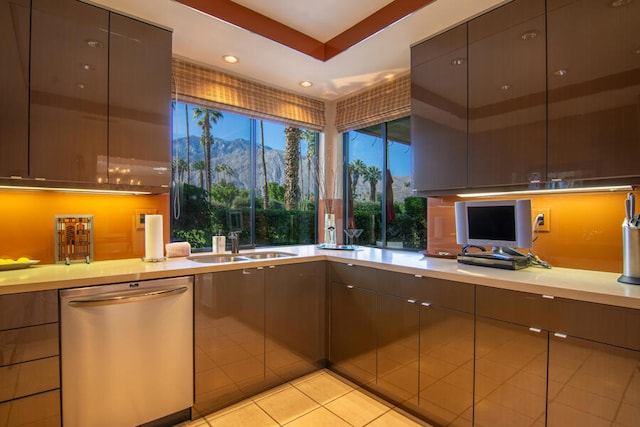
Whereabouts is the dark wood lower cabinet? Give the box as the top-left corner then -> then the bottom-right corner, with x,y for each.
375,294 -> 419,408
474,317 -> 548,427
329,282 -> 377,387
547,334 -> 640,427
0,290 -> 60,427
419,305 -> 474,427
194,268 -> 267,416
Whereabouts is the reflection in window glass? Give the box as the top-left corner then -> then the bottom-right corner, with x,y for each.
171,102 -> 317,249
344,117 -> 426,250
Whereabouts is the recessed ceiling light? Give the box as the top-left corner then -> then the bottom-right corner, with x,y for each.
553,69 -> 568,76
222,55 -> 239,64
81,64 -> 93,71
500,84 -> 511,91
520,31 -> 538,41
633,47 -> 640,54
77,83 -> 86,89
608,0 -> 632,7
299,81 -> 313,88
451,58 -> 465,66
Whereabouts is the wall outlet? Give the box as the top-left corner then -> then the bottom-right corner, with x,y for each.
534,208 -> 550,232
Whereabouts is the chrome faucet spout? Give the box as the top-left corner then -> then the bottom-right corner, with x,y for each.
228,231 -> 240,254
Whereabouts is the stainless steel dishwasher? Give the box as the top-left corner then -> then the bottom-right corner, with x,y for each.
60,276 -> 193,427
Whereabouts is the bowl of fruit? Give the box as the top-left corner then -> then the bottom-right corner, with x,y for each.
0,257 -> 39,271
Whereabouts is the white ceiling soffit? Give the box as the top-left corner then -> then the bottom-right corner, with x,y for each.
87,0 -> 507,101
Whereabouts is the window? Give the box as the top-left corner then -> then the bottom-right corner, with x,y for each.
171,102 -> 318,249
344,116 -> 426,250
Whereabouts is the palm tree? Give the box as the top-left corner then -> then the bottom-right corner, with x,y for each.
193,108 -> 223,200
260,120 -> 269,209
214,163 -> 233,182
348,159 -> 367,199
192,160 -> 206,189
301,130 -> 316,200
284,127 -> 301,210
363,165 -> 381,202
184,104 -> 191,184
172,158 -> 188,183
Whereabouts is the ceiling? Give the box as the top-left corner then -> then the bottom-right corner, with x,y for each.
87,0 -> 507,101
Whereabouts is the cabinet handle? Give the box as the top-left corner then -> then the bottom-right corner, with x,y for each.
256,267 -> 264,270
529,327 -> 542,333
268,265 -> 276,269
347,263 -> 354,267
420,302 -> 431,307
542,295 -> 555,300
554,332 -> 567,339
407,299 -> 416,304
414,274 -> 422,278
347,285 -> 354,289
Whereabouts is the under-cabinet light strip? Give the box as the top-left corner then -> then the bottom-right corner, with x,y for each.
457,185 -> 632,198
0,185 -> 152,195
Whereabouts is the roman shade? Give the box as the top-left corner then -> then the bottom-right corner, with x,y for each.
335,73 -> 410,133
172,58 -> 325,131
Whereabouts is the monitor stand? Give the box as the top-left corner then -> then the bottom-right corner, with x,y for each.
457,246 -> 531,270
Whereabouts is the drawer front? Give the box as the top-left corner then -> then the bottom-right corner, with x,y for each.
331,262 -> 379,292
0,291 -> 58,330
476,286 -> 549,327
0,356 -> 60,402
477,286 -> 640,351
379,273 -> 474,314
0,389 -> 60,427
551,298 -> 640,351
0,324 -> 59,367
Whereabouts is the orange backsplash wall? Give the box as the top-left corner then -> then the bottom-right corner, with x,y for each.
0,190 -> 170,264
427,191 -> 636,273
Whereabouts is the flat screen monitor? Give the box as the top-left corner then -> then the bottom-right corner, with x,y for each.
455,199 -> 532,250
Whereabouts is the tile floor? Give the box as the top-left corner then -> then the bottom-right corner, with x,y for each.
177,369 -> 432,426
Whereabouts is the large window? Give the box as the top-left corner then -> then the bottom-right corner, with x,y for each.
344,117 -> 426,250
171,102 -> 318,250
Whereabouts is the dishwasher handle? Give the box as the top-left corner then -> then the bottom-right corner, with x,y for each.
67,286 -> 189,307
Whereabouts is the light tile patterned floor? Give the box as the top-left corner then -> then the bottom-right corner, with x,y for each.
177,369 -> 432,426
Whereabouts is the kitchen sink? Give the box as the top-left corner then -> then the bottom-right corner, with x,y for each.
187,254 -> 251,263
187,251 -> 296,264
242,251 -> 296,260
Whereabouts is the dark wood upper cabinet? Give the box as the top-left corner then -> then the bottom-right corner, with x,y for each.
29,0 -> 109,183
411,24 -> 468,192
109,14 -> 171,188
0,0 -> 30,178
547,0 -> 640,183
467,0 -> 547,187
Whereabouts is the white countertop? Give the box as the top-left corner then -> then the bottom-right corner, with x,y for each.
1,245 -> 639,309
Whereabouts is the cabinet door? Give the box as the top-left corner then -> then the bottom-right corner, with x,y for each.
194,268 -> 266,415
109,14 -> 171,188
29,0 -> 108,183
474,317 -> 548,427
265,262 -> 324,384
329,282 -> 377,387
410,23 -> 468,192
376,293 -> 419,408
0,0 -> 30,178
418,304 -> 474,427
468,0 -> 546,187
548,333 -> 640,427
0,389 -> 60,427
547,0 -> 640,182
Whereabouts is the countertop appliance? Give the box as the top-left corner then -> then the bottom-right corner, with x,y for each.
60,276 -> 193,427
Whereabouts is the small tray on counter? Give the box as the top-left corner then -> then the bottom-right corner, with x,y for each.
317,244 -> 359,251
0,260 -> 40,271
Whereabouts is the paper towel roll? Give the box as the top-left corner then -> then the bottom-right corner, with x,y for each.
144,215 -> 164,260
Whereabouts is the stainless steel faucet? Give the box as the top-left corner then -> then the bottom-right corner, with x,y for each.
228,231 -> 239,254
